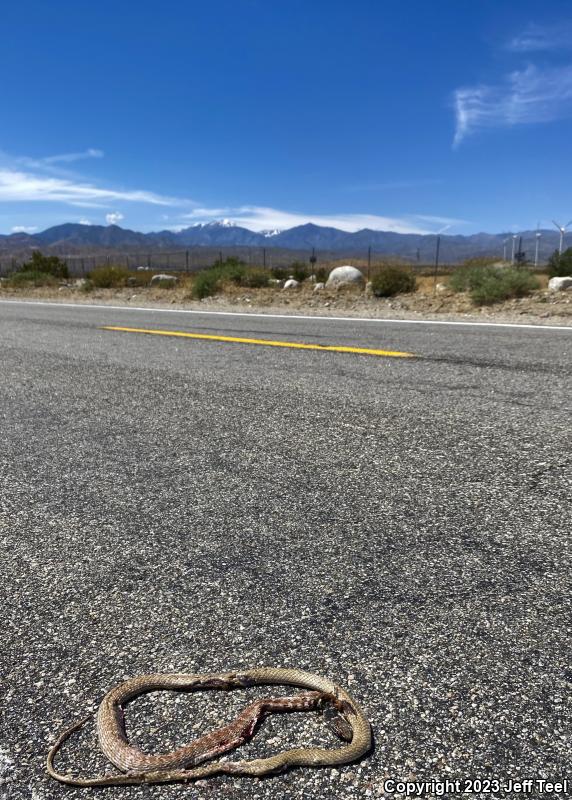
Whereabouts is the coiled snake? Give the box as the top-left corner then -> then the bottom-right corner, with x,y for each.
47,667 -> 372,786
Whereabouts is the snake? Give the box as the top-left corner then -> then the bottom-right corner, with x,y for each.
46,667 -> 372,786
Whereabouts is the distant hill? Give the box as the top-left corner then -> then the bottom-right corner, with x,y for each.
0,221 -> 564,263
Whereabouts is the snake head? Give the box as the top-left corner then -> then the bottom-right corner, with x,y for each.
323,705 -> 354,742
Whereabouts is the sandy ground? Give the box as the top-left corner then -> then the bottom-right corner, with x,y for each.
1,274 -> 571,326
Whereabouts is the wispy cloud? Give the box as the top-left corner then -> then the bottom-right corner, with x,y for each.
11,225 -> 38,233
0,167 -> 189,208
43,148 -> 104,164
453,64 -> 572,146
181,205 -> 465,234
506,21 -> 572,52
105,211 -> 124,225
13,148 -> 105,170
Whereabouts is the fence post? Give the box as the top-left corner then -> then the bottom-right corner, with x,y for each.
433,235 -> 441,294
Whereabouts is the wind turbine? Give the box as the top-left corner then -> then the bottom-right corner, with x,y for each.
432,225 -> 450,293
511,234 -> 518,264
502,236 -> 511,262
552,219 -> 572,254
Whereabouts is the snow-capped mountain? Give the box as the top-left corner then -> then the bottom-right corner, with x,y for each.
0,220 -> 564,262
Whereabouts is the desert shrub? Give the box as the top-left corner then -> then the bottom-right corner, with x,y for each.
450,266 -> 539,305
270,266 -> 289,280
214,257 -> 247,284
240,267 -> 269,288
191,260 -> 269,296
449,267 -> 475,293
547,248 -> 572,277
87,265 -> 130,288
472,269 -> 539,305
370,266 -> 416,297
192,269 -> 221,299
6,270 -> 58,287
314,266 -> 328,282
290,261 -> 309,282
19,250 -> 69,279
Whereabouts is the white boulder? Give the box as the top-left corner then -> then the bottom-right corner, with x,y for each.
548,276 -> 572,291
326,265 -> 365,287
150,273 -> 178,285
313,282 -> 325,291
283,279 -> 299,289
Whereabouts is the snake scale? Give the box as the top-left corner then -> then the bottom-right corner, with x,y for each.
47,667 -> 372,786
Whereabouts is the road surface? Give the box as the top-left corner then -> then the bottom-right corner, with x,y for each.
0,300 -> 570,799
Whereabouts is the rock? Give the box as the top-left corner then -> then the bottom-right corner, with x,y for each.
548,276 -> 572,291
150,273 -> 178,285
326,265 -> 365,287
365,280 -> 373,296
136,266 -> 148,271
313,282 -> 325,291
283,279 -> 299,289
127,276 -> 137,286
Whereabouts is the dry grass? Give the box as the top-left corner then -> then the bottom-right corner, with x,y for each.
0,269 -> 568,322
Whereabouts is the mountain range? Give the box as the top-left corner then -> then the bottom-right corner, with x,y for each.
0,220 -> 565,263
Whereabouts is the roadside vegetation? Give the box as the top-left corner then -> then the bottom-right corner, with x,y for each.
1,251 -> 565,318
83,266 -> 178,290
449,265 -> 539,305
4,250 -> 69,286
191,258 -> 271,299
547,247 -> 572,277
370,265 -> 416,297
86,265 -> 130,288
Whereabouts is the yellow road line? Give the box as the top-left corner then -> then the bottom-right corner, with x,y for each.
101,326 -> 414,359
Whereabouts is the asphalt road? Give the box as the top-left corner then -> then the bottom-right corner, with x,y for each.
1,300 -> 570,800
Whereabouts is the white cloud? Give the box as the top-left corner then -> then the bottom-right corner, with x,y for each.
11,225 -> 37,233
181,205 -> 464,234
0,168 -> 187,207
105,212 -> 124,225
78,218 -> 92,225
506,22 -> 572,52
43,148 -> 104,164
12,149 -> 104,171
453,64 -> 572,146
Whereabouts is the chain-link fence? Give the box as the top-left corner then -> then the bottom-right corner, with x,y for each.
0,243 -> 546,279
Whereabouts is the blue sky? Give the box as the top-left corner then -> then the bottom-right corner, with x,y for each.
2,0 -> 572,235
